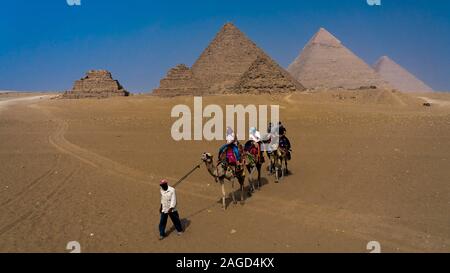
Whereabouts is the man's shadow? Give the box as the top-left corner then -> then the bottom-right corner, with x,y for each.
166,218 -> 191,236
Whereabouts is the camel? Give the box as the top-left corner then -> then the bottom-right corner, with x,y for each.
201,153 -> 246,210
273,147 -> 289,183
264,133 -> 290,183
242,141 -> 263,192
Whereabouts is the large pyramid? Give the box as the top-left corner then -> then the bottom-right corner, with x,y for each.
287,28 -> 391,90
373,56 -> 434,93
153,23 -> 304,95
64,70 -> 129,99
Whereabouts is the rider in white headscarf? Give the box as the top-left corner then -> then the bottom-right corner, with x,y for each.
248,127 -> 264,163
219,127 -> 241,162
249,127 -> 261,143
226,126 -> 236,144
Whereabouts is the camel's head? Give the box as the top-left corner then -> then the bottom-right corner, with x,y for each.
201,152 -> 213,163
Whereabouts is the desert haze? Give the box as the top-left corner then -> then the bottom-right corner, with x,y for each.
0,90 -> 449,252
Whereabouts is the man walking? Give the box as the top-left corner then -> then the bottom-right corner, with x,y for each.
159,179 -> 183,240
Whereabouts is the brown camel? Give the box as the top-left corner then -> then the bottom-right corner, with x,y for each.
242,141 -> 263,192
201,152 -> 246,210
273,147 -> 289,183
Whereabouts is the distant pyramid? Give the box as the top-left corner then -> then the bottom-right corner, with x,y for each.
373,56 -> 433,93
187,23 -> 304,94
288,28 -> 391,90
64,70 -> 129,99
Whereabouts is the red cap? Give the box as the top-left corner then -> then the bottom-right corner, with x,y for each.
160,179 -> 169,185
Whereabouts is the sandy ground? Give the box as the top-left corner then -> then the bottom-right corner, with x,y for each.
0,90 -> 449,253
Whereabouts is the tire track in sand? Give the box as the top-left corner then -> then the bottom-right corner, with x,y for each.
0,168 -> 55,207
31,104 -> 218,203
0,99 -> 80,237
0,169 -> 77,236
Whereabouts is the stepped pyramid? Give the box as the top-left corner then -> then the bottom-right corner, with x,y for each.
373,56 -> 433,93
152,64 -> 203,97
288,28 -> 391,90
64,70 -> 129,99
153,23 -> 304,95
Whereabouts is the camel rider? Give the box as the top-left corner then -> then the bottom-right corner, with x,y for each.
249,127 -> 261,143
278,122 -> 287,136
219,127 -> 241,166
265,122 -> 276,158
249,127 -> 264,163
277,122 -> 292,160
268,122 -> 273,134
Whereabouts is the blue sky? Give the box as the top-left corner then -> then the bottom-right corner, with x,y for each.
0,0 -> 449,92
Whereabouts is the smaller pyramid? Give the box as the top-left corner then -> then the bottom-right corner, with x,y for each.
64,70 -> 129,99
288,28 -> 391,90
152,64 -> 203,97
373,56 -> 434,93
233,55 -> 304,94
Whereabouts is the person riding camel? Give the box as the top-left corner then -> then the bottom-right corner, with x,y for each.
277,122 -> 292,160
268,122 -> 273,134
248,127 -> 264,164
218,127 -> 241,172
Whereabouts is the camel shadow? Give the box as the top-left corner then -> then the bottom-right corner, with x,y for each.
245,177 -> 270,195
266,167 -> 294,179
216,177 -> 271,208
284,169 -> 294,177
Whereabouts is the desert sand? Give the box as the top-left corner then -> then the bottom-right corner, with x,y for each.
0,90 -> 449,253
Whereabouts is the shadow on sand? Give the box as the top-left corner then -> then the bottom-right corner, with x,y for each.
216,176 -> 273,209
166,218 -> 191,236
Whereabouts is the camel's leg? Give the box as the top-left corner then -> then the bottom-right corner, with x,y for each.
275,165 -> 279,183
249,167 -> 256,192
248,167 -> 253,192
275,156 -> 281,183
271,156 -> 276,175
221,181 -> 226,210
268,156 -> 273,174
240,182 -> 245,205
273,155 -> 278,183
285,158 -> 288,175
257,164 -> 262,190
231,179 -> 237,205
